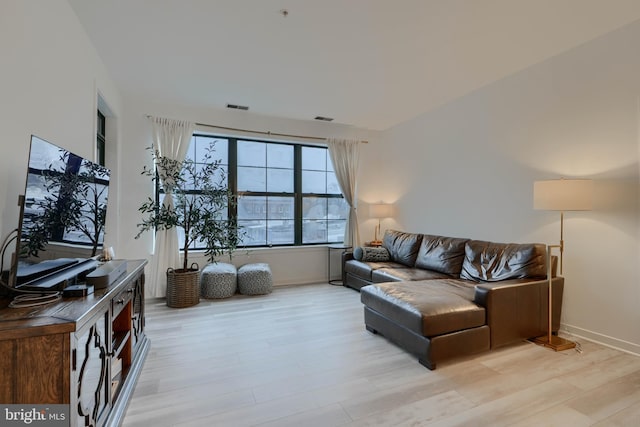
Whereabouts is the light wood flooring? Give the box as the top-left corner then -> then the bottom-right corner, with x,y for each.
123,284 -> 640,427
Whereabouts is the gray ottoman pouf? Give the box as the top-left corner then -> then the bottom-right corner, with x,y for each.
201,262 -> 237,299
238,263 -> 273,295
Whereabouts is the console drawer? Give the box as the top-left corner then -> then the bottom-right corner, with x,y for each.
112,286 -> 134,317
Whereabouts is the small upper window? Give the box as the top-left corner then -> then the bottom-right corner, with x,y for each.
97,110 -> 106,166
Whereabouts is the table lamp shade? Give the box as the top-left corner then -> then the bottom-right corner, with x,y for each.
369,203 -> 393,245
369,203 -> 393,218
533,179 -> 593,211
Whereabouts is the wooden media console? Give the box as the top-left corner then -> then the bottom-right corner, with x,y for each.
0,259 -> 149,427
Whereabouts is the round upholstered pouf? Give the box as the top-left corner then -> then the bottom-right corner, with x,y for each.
200,263 -> 237,299
237,263 -> 273,295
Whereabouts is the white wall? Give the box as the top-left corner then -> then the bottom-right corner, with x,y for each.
360,21 -> 640,354
117,96 -> 380,286
0,1 -> 122,267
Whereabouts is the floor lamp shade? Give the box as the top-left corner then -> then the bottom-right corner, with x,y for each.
533,179 -> 593,211
533,178 -> 593,273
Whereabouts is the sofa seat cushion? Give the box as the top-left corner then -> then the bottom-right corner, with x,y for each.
372,268 -> 451,283
361,280 -> 485,337
344,260 -> 410,281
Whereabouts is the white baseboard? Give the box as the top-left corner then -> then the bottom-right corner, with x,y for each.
561,323 -> 640,356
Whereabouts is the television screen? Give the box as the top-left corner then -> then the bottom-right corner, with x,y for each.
10,135 -> 111,287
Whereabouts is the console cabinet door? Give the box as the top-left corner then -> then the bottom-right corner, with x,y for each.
73,309 -> 111,427
131,273 -> 145,353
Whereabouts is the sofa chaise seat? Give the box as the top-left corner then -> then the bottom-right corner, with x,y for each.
361,279 -> 485,337
345,230 -> 563,369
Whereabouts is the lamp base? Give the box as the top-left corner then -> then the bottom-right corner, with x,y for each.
531,335 -> 576,351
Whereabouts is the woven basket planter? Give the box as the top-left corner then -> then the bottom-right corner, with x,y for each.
166,263 -> 200,308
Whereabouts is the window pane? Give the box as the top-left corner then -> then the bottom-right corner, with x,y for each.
237,196 -> 266,220
181,164 -> 198,191
328,219 -> 346,243
238,166 -> 265,192
303,220 -> 328,243
267,197 -> 294,220
302,197 -> 327,243
327,155 -> 335,172
237,196 -> 294,246
192,233 -> 206,250
202,164 -> 228,188
267,144 -> 293,168
176,226 -> 186,250
302,170 -> 326,193
302,146 -> 326,171
238,141 -> 265,167
184,137 -> 196,163
187,163 -> 227,190
327,171 -> 341,194
239,220 -> 267,246
328,198 -> 349,220
303,197 -> 327,220
267,168 -> 293,192
267,220 -> 294,245
195,136 -> 227,165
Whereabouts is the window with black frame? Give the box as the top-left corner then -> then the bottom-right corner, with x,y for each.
160,134 -> 349,249
300,145 -> 347,244
97,110 -> 106,166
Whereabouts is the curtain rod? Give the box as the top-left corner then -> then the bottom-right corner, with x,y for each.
144,115 -> 367,143
195,121 -> 368,143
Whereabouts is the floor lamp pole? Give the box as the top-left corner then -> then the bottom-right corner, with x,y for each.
533,243 -> 575,351
559,211 -> 564,274
547,244 -> 558,344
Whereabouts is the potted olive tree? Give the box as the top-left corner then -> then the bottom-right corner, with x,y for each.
136,145 -> 241,307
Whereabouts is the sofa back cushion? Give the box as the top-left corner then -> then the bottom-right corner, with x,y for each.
414,235 -> 469,275
382,230 -> 423,266
460,240 -> 546,282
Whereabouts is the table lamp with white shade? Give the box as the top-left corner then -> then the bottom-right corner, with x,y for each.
369,203 -> 393,246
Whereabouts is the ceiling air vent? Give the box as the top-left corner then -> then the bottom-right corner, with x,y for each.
226,103 -> 249,111
314,116 -> 334,122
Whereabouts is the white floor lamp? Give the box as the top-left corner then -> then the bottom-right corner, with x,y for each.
533,178 -> 593,351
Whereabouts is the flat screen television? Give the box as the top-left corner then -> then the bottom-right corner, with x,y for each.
9,135 -> 111,288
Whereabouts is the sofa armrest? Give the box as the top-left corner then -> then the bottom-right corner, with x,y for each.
473,276 -> 565,348
342,251 -> 354,285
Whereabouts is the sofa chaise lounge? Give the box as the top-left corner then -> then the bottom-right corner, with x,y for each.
343,230 -> 563,369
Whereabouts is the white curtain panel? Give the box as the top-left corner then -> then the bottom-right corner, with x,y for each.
327,138 -> 361,247
147,116 -> 195,297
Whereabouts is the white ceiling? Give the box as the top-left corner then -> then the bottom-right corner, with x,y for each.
68,0 -> 640,131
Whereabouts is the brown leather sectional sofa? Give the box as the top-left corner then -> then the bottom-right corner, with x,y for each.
342,230 -> 563,369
